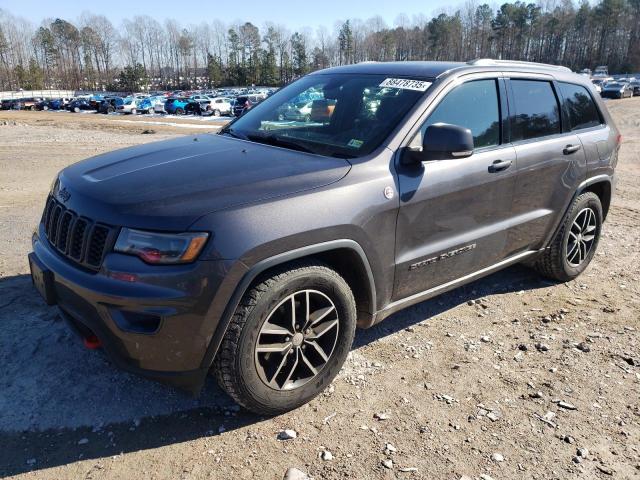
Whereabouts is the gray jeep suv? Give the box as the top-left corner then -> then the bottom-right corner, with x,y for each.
29,59 -> 619,414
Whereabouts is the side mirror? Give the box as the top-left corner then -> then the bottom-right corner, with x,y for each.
422,123 -> 474,161
403,123 -> 474,164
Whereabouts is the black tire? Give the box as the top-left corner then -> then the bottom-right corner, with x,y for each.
175,107 -> 184,115
533,192 -> 603,282
214,261 -> 356,414
213,109 -> 221,117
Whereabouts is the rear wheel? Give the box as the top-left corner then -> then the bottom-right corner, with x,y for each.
175,107 -> 184,115
533,192 -> 603,282
73,107 -> 80,113
213,109 -> 221,117
214,262 -> 356,414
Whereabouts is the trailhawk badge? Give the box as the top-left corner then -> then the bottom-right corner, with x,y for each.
409,244 -> 476,270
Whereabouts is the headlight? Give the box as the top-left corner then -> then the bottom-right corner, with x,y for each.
114,228 -> 209,264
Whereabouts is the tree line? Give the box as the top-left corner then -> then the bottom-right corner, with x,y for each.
0,0 -> 638,92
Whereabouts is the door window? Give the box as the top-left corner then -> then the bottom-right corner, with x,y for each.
510,80 -> 561,141
414,79 -> 500,149
558,82 -> 602,131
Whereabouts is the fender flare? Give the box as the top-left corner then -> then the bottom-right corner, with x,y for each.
198,239 -> 377,372
543,174 -> 613,249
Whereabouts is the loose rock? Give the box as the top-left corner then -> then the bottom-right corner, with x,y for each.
577,447 -> 589,458
558,401 -> 578,410
277,429 -> 298,440
283,467 -> 310,480
321,450 -> 333,461
492,452 -> 505,462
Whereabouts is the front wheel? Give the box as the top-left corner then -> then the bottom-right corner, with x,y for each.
532,192 -> 603,282
175,107 -> 184,115
214,262 -> 356,414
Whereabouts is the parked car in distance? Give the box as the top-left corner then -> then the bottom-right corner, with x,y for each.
205,97 -> 233,116
29,59 -> 620,415
66,98 -> 95,112
37,98 -> 71,110
233,94 -> 263,116
10,99 -> 25,110
601,81 -> 633,99
138,96 -> 166,114
116,97 -> 142,114
98,97 -> 122,114
21,98 -> 41,110
629,81 -> 640,96
0,99 -> 13,110
164,97 -> 190,115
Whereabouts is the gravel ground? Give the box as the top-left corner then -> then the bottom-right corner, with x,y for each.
0,102 -> 639,479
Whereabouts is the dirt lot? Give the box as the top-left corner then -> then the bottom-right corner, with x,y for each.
0,103 -> 638,480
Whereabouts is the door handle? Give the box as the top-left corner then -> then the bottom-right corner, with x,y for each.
488,159 -> 512,172
563,144 -> 582,155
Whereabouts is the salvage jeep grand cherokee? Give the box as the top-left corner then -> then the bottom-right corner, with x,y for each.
29,59 -> 619,414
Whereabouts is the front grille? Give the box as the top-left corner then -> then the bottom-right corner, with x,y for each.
41,196 -> 116,271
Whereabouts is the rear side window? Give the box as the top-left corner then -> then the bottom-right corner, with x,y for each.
510,80 -> 561,141
558,82 -> 601,130
418,79 -> 500,149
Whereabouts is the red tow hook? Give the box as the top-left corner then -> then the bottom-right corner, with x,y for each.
83,334 -> 102,350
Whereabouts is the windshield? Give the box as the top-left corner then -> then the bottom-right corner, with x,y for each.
223,73 -> 431,158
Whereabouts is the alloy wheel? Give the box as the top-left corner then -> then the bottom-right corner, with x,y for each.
566,207 -> 597,267
254,289 -> 339,390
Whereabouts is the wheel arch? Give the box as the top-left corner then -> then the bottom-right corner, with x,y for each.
541,175 -> 612,253
199,240 -> 377,372
582,178 -> 612,220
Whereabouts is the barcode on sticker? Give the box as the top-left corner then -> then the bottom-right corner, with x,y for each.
379,78 -> 432,92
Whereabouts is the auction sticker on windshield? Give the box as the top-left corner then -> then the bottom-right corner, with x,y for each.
379,78 -> 432,91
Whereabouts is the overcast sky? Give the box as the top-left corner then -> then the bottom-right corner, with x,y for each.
1,0 -> 463,29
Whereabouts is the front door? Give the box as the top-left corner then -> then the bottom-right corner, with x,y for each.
394,76 -> 517,300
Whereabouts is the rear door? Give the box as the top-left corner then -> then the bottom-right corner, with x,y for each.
394,74 -> 518,300
556,81 -> 612,182
505,75 -> 587,255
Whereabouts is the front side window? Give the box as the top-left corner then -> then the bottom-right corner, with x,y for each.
510,80 -> 561,141
224,73 -> 431,158
414,79 -> 500,149
558,82 -> 601,131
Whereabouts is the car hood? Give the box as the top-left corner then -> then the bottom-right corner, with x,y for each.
57,134 -> 351,230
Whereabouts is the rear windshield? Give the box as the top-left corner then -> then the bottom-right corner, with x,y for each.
223,73 -> 431,158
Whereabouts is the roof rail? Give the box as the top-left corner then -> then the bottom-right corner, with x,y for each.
467,58 -> 572,72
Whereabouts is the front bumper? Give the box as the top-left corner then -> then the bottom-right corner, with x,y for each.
30,224 -> 234,393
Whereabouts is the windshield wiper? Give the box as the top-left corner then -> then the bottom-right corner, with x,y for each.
246,133 -> 315,154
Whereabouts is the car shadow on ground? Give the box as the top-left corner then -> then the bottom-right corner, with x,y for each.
0,265 -> 553,476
